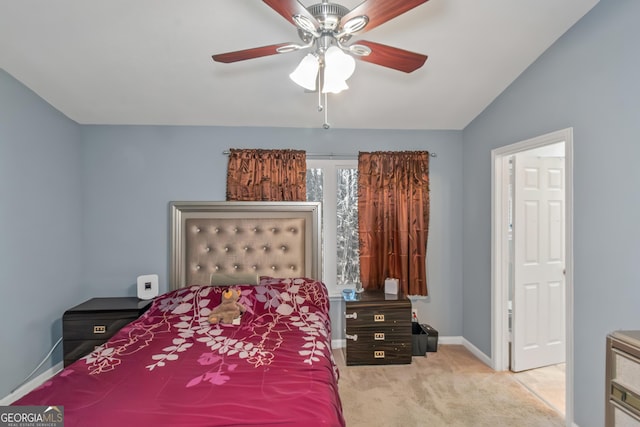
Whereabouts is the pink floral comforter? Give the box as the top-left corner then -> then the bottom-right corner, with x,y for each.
14,278 -> 345,427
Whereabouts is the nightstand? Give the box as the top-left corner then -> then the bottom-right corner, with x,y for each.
343,290 -> 412,365
606,331 -> 640,426
62,297 -> 152,366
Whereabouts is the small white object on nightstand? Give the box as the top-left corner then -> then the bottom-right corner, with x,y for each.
137,274 -> 159,300
384,278 -> 399,295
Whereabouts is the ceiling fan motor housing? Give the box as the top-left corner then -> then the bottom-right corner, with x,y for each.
308,2 -> 349,31
298,2 -> 354,48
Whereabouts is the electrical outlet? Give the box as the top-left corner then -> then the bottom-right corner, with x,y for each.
411,308 -> 418,322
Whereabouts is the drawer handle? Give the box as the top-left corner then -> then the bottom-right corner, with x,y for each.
345,312 -> 358,320
93,325 -> 106,334
374,332 -> 385,341
612,383 -> 640,412
374,350 -> 385,359
374,314 -> 385,322
346,334 -> 358,342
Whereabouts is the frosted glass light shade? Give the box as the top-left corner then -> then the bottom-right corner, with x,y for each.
322,75 -> 349,94
322,46 -> 356,94
289,54 -> 319,91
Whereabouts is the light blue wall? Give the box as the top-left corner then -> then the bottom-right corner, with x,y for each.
0,69 -> 83,397
80,126 -> 463,339
0,68 -> 464,397
462,1 -> 640,425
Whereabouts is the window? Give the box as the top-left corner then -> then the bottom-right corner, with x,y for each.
306,159 -> 359,296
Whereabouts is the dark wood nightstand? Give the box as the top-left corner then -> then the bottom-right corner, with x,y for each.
62,297 -> 152,366
343,290 -> 412,365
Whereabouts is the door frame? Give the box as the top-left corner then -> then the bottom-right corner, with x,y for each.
491,128 -> 574,423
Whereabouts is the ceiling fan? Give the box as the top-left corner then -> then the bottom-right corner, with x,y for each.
212,0 -> 430,127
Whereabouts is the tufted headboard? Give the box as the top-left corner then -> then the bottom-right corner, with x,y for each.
169,201 -> 322,290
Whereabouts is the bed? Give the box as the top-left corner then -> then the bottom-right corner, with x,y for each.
13,201 -> 345,427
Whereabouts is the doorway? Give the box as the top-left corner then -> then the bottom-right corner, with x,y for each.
491,128 -> 574,424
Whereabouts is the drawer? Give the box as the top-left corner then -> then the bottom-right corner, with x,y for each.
613,349 -> 640,396
345,307 -> 410,329
611,402 -> 640,426
612,382 -> 640,419
345,341 -> 412,365
345,327 -> 411,344
63,316 -> 137,340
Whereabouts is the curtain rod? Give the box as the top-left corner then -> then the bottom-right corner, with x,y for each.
222,150 -> 437,158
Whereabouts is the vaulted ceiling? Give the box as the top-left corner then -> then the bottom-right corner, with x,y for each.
0,0 -> 599,129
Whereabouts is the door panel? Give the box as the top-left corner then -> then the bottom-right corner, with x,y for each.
512,155 -> 565,372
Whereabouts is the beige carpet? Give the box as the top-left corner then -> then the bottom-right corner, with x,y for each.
513,363 -> 566,416
334,345 -> 564,427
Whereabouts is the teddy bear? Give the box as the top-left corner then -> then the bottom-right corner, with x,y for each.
208,288 -> 246,324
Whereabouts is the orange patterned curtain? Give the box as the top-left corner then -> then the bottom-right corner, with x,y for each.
358,151 -> 430,296
226,149 -> 307,201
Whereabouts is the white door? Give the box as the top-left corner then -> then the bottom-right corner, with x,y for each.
511,154 -> 566,372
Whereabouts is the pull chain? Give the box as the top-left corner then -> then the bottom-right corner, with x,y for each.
323,92 -> 330,129
314,61 -> 329,129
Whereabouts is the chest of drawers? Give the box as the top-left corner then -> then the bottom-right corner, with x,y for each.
344,291 -> 412,365
606,330 -> 640,426
63,297 -> 152,366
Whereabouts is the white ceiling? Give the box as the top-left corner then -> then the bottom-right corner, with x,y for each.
0,0 -> 599,130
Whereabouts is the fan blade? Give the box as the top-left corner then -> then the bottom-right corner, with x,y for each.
262,0 -> 319,29
212,43 -> 293,63
341,0 -> 429,35
353,40 -> 427,73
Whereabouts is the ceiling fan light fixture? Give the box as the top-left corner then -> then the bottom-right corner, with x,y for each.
289,53 -> 319,91
322,46 -> 355,94
213,0 -> 430,127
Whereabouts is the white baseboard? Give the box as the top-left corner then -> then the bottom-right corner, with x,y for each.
458,337 -> 493,367
438,335 -> 462,345
0,362 -> 63,405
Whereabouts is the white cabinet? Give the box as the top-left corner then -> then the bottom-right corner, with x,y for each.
607,331 -> 640,426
